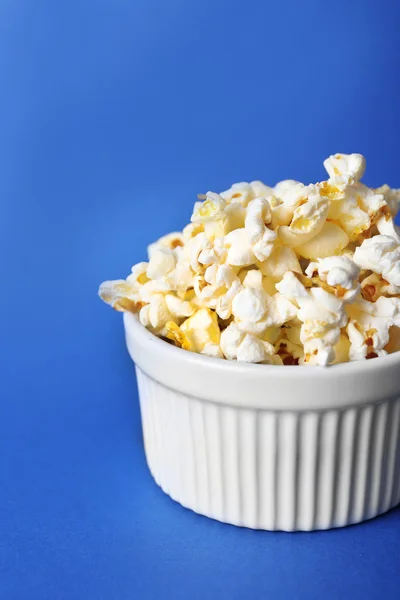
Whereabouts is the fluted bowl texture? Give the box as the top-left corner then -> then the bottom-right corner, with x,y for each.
124,312 -> 400,531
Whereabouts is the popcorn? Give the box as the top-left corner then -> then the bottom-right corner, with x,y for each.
375,184 -> 400,218
224,229 -> 256,266
278,194 -> 329,247
184,232 -> 209,273
193,238 -> 243,318
148,232 -> 184,258
99,279 -> 143,313
191,193 -> 230,240
191,192 -> 227,223
165,294 -> 196,318
165,321 -> 192,351
99,263 -> 149,311
353,235 -> 400,288
244,197 -> 277,261
198,236 -> 226,268
305,256 -> 360,302
327,193 -> 371,241
376,213 -> 400,239
274,180 -> 308,207
174,308 -> 221,354
222,197 -> 278,266
167,255 -> 196,294
269,197 -> 294,228
139,293 -> 176,334
216,276 -> 242,320
197,264 -> 242,319
295,222 -> 349,259
99,153 -> 400,367
276,272 -> 347,365
219,180 -> 274,208
225,203 -> 247,232
323,153 -> 366,190
354,183 -> 386,217
127,262 -> 149,287
360,272 -> 400,302
385,326 -> 400,354
275,270 -> 309,302
231,269 -> 297,335
326,181 -> 385,242
275,328 -> 304,365
258,244 -> 301,280
202,343 -> 224,359
138,279 -> 171,303
346,297 -> 400,360
220,182 -> 253,206
250,180 -> 275,199
220,322 -> 276,363
183,221 -> 204,241
333,334 -> 351,364
147,248 -> 177,280
232,281 -> 268,328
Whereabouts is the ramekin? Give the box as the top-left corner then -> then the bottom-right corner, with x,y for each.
123,312 -> 400,531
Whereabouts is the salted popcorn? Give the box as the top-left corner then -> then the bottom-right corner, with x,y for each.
244,197 -> 277,261
99,153 -> 400,366
278,192 -> 329,248
166,308 -> 223,358
376,185 -> 400,218
305,256 -> 360,302
323,153 -> 366,190
346,296 -> 400,360
231,269 -> 297,336
276,272 -> 348,366
354,235 -> 400,288
220,322 -> 277,363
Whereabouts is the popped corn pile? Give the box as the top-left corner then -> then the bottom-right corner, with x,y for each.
99,154 -> 400,366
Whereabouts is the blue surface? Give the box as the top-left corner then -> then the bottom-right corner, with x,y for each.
1,1 -> 400,598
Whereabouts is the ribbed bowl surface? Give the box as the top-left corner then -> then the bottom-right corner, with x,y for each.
136,367 -> 400,531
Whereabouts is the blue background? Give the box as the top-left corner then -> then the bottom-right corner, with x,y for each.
1,1 -> 400,598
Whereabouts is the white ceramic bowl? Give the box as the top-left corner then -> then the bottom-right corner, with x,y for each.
124,312 -> 400,531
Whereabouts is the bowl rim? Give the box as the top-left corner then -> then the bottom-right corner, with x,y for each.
123,312 -> 400,410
